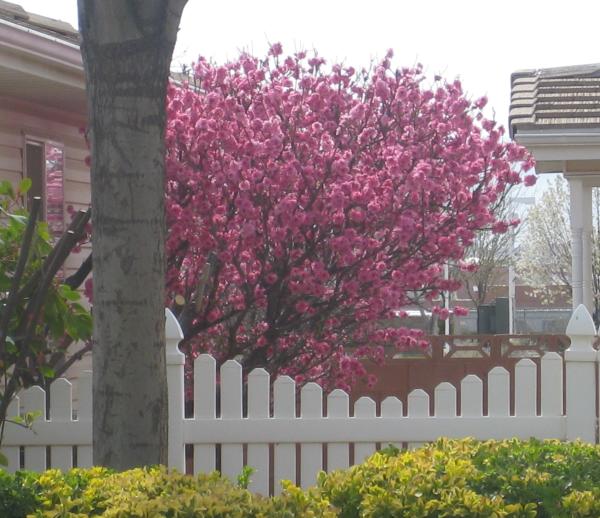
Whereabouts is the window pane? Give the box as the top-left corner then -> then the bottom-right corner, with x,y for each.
25,142 -> 44,212
45,144 -> 64,239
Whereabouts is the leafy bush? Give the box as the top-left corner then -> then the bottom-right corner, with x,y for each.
6,439 -> 600,517
0,469 -> 38,518
318,438 -> 600,517
2,466 -> 333,517
0,179 -> 92,463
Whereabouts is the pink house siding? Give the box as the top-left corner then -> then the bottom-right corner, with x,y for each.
0,99 -> 90,278
0,3 -> 91,381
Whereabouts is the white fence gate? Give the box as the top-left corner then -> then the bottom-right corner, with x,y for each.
3,304 -> 599,495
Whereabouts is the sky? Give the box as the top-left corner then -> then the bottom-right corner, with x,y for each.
17,0 -> 599,196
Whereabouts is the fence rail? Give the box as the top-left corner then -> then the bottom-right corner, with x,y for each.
3,305 -> 599,496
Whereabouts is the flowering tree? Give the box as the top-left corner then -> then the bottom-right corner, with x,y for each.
165,46 -> 534,390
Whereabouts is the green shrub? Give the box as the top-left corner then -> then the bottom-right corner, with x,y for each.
0,469 -> 39,518
6,439 -> 600,517
1,466 -> 333,518
317,438 -> 600,517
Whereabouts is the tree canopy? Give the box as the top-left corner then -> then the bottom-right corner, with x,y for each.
164,46 -> 534,389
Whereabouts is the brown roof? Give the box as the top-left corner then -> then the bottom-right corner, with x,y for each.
0,0 -> 78,43
509,63 -> 600,137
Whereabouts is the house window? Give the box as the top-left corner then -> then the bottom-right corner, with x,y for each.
24,139 -> 64,239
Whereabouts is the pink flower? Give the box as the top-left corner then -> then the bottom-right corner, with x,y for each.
257,336 -> 267,347
438,308 -> 450,320
524,174 -> 537,186
475,96 -> 488,109
492,221 -> 509,234
349,208 -> 365,223
84,278 -> 93,303
453,306 -> 469,317
295,301 -> 310,313
375,79 -> 390,100
269,42 -> 283,57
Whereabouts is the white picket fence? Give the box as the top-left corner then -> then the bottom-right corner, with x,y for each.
3,304 -> 600,495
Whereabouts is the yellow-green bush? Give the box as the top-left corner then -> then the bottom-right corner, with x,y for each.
9,465 -> 333,518
6,439 -> 600,517
318,438 -> 600,517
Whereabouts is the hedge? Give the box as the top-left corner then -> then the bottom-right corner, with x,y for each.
4,438 -> 600,517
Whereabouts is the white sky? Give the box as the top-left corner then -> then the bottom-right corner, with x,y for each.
17,0 -> 599,197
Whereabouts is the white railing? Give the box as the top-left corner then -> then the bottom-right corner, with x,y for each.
3,304 -> 599,495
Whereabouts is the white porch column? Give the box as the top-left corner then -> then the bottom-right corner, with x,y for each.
582,186 -> 594,312
568,177 -> 593,314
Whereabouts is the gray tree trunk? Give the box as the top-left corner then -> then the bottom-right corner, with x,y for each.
78,0 -> 187,469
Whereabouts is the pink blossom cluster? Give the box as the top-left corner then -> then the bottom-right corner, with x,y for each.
165,46 -> 533,390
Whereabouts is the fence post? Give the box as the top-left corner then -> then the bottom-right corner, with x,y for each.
165,308 -> 185,471
565,304 -> 597,443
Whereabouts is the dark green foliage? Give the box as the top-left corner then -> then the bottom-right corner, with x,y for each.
0,179 -> 92,462
0,469 -> 38,518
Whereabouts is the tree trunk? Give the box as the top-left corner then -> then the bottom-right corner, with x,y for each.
78,0 -> 187,469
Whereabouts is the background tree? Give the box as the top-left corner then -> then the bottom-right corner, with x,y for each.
518,175 -> 600,320
453,194 -> 522,308
78,0 -> 187,469
165,47 -> 534,390
517,176 -> 572,307
0,180 -> 91,462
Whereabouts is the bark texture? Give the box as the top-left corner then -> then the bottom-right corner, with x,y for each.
78,0 -> 187,469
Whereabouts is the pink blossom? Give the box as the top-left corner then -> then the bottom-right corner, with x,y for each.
453,306 -> 469,317
492,221 -> 510,234
295,301 -> 310,313
475,96 -> 488,109
84,278 -> 93,303
375,79 -> 391,100
269,42 -> 283,57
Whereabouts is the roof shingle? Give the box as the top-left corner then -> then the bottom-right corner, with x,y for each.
0,0 -> 78,43
509,63 -> 600,137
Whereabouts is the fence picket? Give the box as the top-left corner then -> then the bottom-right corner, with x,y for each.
247,368 -> 270,495
273,375 -> 296,495
434,382 -> 456,417
326,389 -> 349,471
541,353 -> 563,416
300,383 -> 323,488
488,366 -> 510,417
407,389 -> 429,448
76,370 -> 93,468
461,375 -> 483,417
165,308 -> 186,472
49,378 -> 73,471
194,354 -> 216,473
515,359 -> 537,416
380,397 -> 403,449
4,396 -> 20,472
220,360 -> 243,482
354,397 -> 376,463
21,386 -> 46,471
